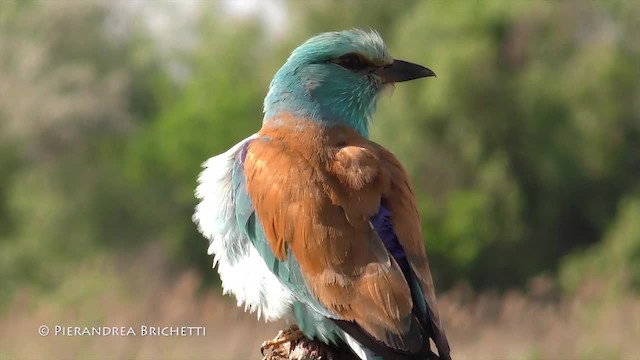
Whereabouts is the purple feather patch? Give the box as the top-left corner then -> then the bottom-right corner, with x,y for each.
370,204 -> 410,273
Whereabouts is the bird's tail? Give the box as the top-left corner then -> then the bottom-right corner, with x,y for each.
341,331 -> 384,360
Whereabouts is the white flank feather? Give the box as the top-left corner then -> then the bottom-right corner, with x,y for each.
193,134 -> 294,321
343,332 -> 381,360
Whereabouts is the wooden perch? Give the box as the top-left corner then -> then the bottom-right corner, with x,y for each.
261,325 -> 358,360
261,325 -> 444,360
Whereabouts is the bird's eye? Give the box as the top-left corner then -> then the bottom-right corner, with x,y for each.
332,53 -> 369,71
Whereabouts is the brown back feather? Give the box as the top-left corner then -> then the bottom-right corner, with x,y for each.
244,115 -> 448,356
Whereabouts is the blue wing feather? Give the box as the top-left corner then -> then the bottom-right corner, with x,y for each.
370,204 -> 435,351
369,205 -> 411,273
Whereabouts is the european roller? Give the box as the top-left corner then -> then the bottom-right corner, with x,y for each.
194,29 -> 451,360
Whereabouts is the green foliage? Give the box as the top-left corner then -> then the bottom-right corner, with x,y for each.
560,195 -> 640,295
0,0 -> 168,306
1,0 -> 640,308
287,0 -> 420,37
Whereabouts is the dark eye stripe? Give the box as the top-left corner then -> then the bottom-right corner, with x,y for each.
331,52 -> 374,72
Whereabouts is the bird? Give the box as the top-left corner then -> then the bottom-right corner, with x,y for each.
194,29 -> 450,360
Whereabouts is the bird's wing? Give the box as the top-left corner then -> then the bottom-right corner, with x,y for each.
371,143 -> 451,360
242,121 -> 446,356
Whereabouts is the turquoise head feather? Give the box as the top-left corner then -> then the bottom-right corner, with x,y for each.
263,29 -> 435,137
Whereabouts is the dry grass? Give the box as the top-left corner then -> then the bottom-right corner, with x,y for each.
439,279 -> 640,360
1,254 -> 639,360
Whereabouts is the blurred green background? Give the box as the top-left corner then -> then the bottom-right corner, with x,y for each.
1,1 -> 639,359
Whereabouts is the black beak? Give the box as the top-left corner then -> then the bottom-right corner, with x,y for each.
375,59 -> 435,84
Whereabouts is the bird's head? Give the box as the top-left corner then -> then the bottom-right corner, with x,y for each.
263,29 -> 434,137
